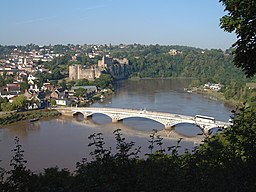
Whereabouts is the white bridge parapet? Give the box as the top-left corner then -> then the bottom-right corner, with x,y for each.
56,107 -> 231,135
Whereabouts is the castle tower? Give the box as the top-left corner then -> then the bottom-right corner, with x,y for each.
98,56 -> 105,68
69,65 -> 78,80
77,65 -> 82,80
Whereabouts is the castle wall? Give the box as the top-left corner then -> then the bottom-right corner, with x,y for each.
98,56 -> 113,68
69,56 -> 130,81
69,65 -> 102,81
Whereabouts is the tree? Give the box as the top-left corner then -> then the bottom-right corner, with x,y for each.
20,81 -> 29,93
4,137 -> 34,191
94,74 -> 113,89
12,95 -> 28,111
67,80 -> 76,90
1,102 -> 15,111
219,0 -> 256,77
51,68 -> 64,80
74,88 -> 87,98
59,79 -> 68,90
0,97 -> 8,111
76,78 -> 89,86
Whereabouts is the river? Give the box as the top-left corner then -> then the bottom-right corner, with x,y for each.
0,79 -> 232,172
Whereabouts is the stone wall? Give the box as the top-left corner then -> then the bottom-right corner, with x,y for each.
69,57 -> 131,81
69,65 -> 102,81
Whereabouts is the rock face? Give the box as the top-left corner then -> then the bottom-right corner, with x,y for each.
107,64 -> 131,80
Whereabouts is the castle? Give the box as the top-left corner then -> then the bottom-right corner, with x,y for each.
69,56 -> 130,81
69,65 -> 102,81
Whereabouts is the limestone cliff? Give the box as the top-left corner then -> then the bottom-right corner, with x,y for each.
106,64 -> 131,80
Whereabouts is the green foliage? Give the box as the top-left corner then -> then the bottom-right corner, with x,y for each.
67,80 -> 76,90
192,104 -> 256,191
0,167 -> 5,190
0,45 -> 16,59
4,137 -> 34,192
111,45 -> 246,85
1,102 -> 15,112
220,79 -> 256,103
12,95 -> 27,111
0,97 -> 8,111
35,167 -> 73,192
0,75 -> 6,87
219,0 -> 256,77
50,99 -> 56,106
74,88 -> 87,98
87,133 -> 111,160
1,106 -> 256,191
34,54 -> 70,83
94,74 -> 113,89
20,81 -> 29,93
0,75 -> 14,87
113,129 -> 141,160
76,79 -> 89,86
0,109 -> 60,125
58,79 -> 68,90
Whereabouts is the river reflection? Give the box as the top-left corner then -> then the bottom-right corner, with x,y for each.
0,116 -> 197,172
0,79 -> 232,171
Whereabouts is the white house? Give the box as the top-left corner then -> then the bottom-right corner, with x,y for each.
56,99 -> 71,106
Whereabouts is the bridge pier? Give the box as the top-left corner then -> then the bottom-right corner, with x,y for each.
164,125 -> 175,130
85,115 -> 92,120
112,119 -> 122,123
202,128 -> 212,136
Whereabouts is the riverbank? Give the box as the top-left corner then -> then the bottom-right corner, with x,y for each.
129,76 -> 197,80
0,109 -> 61,125
192,88 -> 241,109
129,77 -> 240,108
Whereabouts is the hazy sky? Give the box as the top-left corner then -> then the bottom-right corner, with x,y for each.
0,0 -> 236,49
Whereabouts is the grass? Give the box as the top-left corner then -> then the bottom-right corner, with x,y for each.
0,109 -> 61,125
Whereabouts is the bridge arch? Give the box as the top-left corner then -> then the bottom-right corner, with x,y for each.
118,115 -> 168,126
73,111 -> 114,121
173,122 -> 204,137
73,111 -> 86,120
117,116 -> 165,130
67,107 -> 230,136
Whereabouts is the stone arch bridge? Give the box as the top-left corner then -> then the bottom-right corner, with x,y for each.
56,107 -> 231,135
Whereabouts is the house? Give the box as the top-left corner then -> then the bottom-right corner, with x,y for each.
24,89 -> 40,109
55,98 -> 71,106
50,88 -> 69,99
0,83 -> 21,99
27,74 -> 36,82
0,91 -> 18,100
50,89 -> 60,99
42,83 -> 55,92
5,83 -> 21,93
37,91 -> 49,108
204,83 -> 223,91
210,84 -> 222,91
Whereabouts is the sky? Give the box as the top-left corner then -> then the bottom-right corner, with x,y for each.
0,0 -> 237,49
